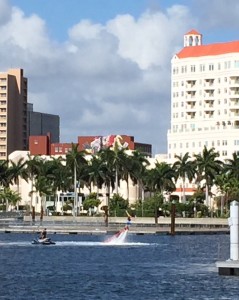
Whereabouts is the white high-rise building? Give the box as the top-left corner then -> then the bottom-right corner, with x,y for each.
168,29 -> 239,163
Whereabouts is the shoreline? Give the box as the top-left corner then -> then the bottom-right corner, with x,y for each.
0,216 -> 230,235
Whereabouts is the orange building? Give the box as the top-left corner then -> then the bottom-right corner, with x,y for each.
0,68 -> 28,159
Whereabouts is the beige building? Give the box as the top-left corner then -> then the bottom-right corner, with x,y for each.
0,68 -> 28,160
168,30 -> 239,163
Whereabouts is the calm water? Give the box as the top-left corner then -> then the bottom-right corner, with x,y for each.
0,232 -> 238,300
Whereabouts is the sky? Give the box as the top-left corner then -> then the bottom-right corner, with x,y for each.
2,0 -> 239,154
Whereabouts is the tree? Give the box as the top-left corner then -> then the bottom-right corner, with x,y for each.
173,152 -> 196,203
81,154 -> 105,195
194,146 -> 223,207
146,162 -> 176,195
127,150 -> 150,201
25,155 -> 43,211
0,188 -> 21,211
8,158 -> 28,209
66,143 -> 87,216
224,152 -> 239,180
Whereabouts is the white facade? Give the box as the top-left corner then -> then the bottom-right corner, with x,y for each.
168,30 -> 239,164
8,150 -> 140,214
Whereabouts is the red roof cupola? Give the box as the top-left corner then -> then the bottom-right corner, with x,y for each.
184,29 -> 202,47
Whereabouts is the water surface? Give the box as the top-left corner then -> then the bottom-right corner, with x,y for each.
0,232 -> 238,300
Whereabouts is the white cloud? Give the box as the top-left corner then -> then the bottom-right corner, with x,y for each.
0,0 -> 11,25
0,1 -> 199,154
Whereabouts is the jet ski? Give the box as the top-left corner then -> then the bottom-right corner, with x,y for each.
31,237 -> 56,245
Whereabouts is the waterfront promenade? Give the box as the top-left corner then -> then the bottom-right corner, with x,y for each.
0,215 -> 230,235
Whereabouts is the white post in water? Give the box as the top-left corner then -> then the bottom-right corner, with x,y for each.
228,201 -> 239,261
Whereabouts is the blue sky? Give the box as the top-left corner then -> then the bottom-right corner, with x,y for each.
3,0 -> 239,154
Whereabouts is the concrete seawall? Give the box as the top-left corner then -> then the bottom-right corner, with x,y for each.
0,216 -> 230,235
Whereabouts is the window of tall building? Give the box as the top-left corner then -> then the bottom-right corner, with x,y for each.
234,140 -> 239,145
200,64 -> 205,72
234,61 -> 239,68
222,140 -> 227,146
191,65 -> 196,72
209,64 -> 214,71
0,93 -> 6,97
0,78 -> 6,82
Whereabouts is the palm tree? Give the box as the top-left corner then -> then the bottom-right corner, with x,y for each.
127,151 -> 150,204
224,152 -> 239,180
146,162 -> 176,195
82,154 -> 105,195
173,152 -> 196,203
0,188 -> 21,211
8,158 -> 28,210
66,143 -> 87,216
144,162 -> 175,224
25,154 -> 42,213
194,146 -> 222,207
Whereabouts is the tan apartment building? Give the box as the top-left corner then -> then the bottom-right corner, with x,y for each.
0,68 -> 28,159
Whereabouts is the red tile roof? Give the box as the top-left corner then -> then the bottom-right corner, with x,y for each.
177,41 -> 239,59
185,29 -> 201,35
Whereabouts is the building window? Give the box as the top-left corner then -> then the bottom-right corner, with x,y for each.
222,140 -> 227,146
55,147 -> 59,152
234,61 -> 239,68
191,65 -> 196,72
200,64 -> 205,72
234,140 -> 239,145
209,64 -> 214,71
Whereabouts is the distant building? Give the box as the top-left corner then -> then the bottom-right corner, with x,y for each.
27,103 -> 60,146
29,134 -> 152,157
168,29 -> 239,163
78,135 -> 152,157
0,68 -> 28,159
